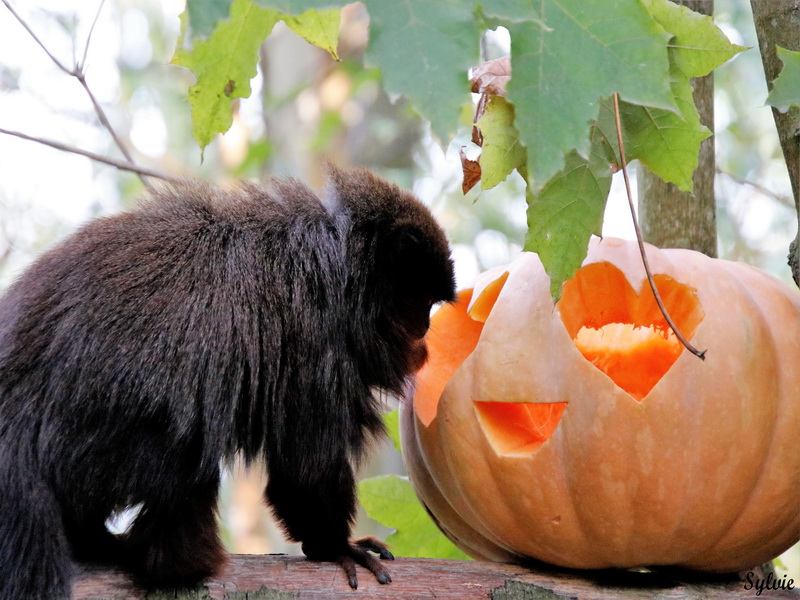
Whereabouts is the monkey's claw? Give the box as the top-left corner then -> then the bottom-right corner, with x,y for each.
337,537 -> 393,589
354,536 -> 394,561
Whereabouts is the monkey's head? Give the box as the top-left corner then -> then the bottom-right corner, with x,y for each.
325,166 -> 456,393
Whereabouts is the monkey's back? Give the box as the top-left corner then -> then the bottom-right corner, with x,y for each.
0,180 -> 347,502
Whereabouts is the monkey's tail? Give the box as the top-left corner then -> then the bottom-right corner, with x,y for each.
0,444 -> 72,600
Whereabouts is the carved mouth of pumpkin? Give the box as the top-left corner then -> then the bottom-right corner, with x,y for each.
475,401 -> 568,456
559,261 -> 704,401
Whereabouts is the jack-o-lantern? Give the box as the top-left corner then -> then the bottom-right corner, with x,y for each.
400,237 -> 800,571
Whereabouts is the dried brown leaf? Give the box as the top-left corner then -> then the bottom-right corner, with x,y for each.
470,55 -> 511,96
460,147 -> 482,194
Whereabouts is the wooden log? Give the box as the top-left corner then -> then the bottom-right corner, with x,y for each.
72,555 -> 800,599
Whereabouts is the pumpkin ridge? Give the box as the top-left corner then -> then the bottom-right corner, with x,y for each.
437,361 -> 526,556
677,259 -> 791,569
553,416 -> 610,567
647,254 -> 786,570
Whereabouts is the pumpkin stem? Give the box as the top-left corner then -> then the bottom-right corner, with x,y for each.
612,93 -> 707,361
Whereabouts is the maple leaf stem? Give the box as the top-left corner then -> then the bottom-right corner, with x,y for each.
612,93 -> 706,361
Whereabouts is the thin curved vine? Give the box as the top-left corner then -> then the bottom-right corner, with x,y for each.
612,92 -> 707,360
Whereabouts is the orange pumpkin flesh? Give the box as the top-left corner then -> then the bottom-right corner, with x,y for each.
402,237 -> 800,573
414,289 -> 483,427
573,324 -> 681,401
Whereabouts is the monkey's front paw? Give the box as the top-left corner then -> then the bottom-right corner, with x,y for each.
303,537 -> 393,589
338,537 -> 393,589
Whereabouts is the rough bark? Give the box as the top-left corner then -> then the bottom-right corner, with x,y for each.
70,555 -> 800,599
638,1 -> 717,258
750,0 -> 800,287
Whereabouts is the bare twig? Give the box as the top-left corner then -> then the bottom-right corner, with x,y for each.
716,166 -> 794,209
1,0 -> 71,74
0,127 -> 185,184
1,0 -> 152,189
612,93 -> 706,360
79,0 -> 106,70
76,74 -> 139,166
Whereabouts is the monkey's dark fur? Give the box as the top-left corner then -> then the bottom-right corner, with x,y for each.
0,167 -> 455,599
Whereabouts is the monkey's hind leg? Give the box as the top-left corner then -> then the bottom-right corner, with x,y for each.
0,456 -> 73,600
124,478 -> 227,589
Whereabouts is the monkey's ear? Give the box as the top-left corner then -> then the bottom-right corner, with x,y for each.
322,164 -> 400,217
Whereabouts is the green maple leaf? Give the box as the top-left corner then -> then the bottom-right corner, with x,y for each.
525,128 -> 615,301
642,0 -> 746,78
174,0 -> 281,154
767,47 -> 800,113
606,0 -> 746,190
594,74 -> 710,193
358,475 -> 470,560
182,0 -> 480,150
283,8 -> 341,60
175,0 -> 342,153
490,0 -> 675,189
522,0 -> 744,297
364,0 -> 481,144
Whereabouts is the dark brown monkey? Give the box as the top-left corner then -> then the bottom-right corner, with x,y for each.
0,166 -> 455,598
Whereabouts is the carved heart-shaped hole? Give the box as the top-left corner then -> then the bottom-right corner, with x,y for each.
558,262 -> 704,401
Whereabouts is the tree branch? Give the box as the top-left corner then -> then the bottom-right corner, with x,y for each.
78,0 -> 106,71
716,167 -> 794,209
1,0 -> 153,190
0,127 -> 185,184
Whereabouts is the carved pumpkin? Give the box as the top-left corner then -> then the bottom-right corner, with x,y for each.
400,237 -> 800,571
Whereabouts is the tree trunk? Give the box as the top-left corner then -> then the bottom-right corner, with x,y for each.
750,0 -> 800,287
638,0 -> 717,258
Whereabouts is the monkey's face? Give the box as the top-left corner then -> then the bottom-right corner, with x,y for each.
390,248 -> 455,378
392,216 -> 456,375
345,182 -> 456,391
394,295 -> 435,374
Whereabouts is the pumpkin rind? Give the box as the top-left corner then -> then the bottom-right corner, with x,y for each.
401,237 -> 800,572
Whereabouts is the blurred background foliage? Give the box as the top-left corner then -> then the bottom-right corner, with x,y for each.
0,0 -> 796,574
